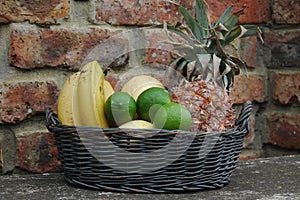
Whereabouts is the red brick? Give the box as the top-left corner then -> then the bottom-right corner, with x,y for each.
206,0 -> 271,24
273,0 -> 300,24
230,74 -> 267,104
144,29 -> 184,66
267,113 -> 300,150
93,0 -> 194,25
16,132 -> 60,173
0,0 -> 69,24
240,36 -> 258,68
273,72 -> 300,104
263,29 -> 300,68
0,81 -> 58,124
9,26 -> 124,69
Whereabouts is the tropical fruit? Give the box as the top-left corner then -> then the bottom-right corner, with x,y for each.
105,92 -> 136,127
104,80 -> 115,102
136,87 -> 171,122
171,79 -> 235,132
76,61 -> 108,127
119,120 -> 153,129
121,75 -> 165,101
57,72 -> 81,126
166,0 -> 261,132
57,61 -> 109,127
152,102 -> 192,131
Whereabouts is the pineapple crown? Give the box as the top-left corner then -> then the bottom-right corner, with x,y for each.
165,0 -> 263,90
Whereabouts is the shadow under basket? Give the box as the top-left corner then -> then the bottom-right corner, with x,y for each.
46,102 -> 253,194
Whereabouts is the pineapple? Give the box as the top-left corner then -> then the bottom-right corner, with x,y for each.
165,0 -> 262,132
171,79 -> 235,132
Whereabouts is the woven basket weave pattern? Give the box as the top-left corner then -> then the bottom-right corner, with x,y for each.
46,102 -> 252,193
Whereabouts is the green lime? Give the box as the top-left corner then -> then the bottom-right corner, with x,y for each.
104,92 -> 136,127
136,87 -> 171,122
153,102 -> 192,131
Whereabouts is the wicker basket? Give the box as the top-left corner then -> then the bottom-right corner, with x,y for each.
46,101 -> 252,193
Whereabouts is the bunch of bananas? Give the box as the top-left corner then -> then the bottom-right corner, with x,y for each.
57,61 -> 114,127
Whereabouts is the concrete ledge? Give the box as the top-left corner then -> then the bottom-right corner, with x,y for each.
1,155 -> 299,200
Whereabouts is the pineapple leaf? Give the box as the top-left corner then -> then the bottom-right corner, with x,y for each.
242,24 -> 259,37
164,23 -> 198,48
242,25 -> 264,44
215,5 -> 234,27
214,36 -> 228,58
195,0 -> 210,43
165,0 -> 262,90
197,53 -> 211,74
212,54 -> 222,81
169,56 -> 184,67
197,54 -> 211,67
223,15 -> 239,31
179,6 -> 204,43
223,6 -> 245,30
219,60 -> 235,89
224,69 -> 235,89
187,61 -> 197,80
220,61 -> 232,77
224,25 -> 248,45
173,45 -> 198,61
229,56 -> 248,75
177,59 -> 189,70
216,23 -> 229,32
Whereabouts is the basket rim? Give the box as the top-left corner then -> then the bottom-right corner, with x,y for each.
46,101 -> 252,136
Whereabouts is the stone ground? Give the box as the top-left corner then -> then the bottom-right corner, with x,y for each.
0,155 -> 299,200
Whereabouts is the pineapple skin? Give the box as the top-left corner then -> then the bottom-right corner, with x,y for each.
171,79 -> 236,133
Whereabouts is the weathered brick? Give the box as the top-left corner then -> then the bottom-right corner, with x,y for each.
207,0 -> 271,24
10,26 -> 124,69
0,127 -> 17,173
240,36 -> 258,68
0,0 -> 69,24
273,0 -> 300,24
145,28 -> 184,66
93,0 -> 194,25
262,29 -> 300,68
267,113 -> 300,150
16,131 -> 60,173
273,72 -> 300,104
0,81 -> 58,124
230,74 -> 267,104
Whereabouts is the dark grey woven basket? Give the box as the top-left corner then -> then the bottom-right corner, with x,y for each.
46,101 -> 252,193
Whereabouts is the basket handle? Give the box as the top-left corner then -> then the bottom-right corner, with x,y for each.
234,101 -> 253,134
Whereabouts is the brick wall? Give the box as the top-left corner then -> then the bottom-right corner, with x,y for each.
0,0 -> 299,173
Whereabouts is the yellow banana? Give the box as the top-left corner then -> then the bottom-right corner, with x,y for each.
77,61 -> 109,127
57,72 -> 81,126
103,80 -> 115,102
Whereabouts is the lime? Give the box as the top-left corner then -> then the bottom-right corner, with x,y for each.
104,92 -> 136,127
136,87 -> 171,122
153,102 -> 192,131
